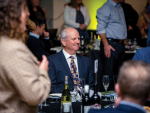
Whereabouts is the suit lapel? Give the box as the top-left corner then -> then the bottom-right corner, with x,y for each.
58,51 -> 73,81
77,54 -> 82,78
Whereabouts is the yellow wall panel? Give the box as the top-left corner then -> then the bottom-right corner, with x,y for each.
83,0 -> 107,30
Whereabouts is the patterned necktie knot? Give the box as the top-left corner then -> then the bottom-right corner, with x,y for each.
69,56 -> 74,59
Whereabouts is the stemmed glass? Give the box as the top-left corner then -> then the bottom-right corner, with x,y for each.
42,98 -> 49,106
102,75 -> 110,101
77,78 -> 85,100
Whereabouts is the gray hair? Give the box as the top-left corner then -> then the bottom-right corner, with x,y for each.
60,29 -> 67,44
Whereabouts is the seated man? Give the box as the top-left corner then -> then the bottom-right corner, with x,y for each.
27,19 -> 49,61
48,27 -> 94,93
132,47 -> 150,64
89,60 -> 150,113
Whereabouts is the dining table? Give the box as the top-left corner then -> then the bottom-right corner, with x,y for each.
38,99 -> 114,113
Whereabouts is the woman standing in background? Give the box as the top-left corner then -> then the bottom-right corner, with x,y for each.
64,0 -> 90,40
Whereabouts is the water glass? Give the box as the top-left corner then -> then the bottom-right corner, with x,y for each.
102,75 -> 110,101
77,78 -> 85,100
70,91 -> 77,102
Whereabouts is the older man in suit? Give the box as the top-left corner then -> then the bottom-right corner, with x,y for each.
48,27 -> 94,93
89,60 -> 150,113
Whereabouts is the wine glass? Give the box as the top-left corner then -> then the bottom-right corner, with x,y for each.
102,75 -> 110,101
42,99 -> 49,106
77,78 -> 85,100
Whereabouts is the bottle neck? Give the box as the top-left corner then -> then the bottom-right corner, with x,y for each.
64,84 -> 69,89
94,84 -> 98,94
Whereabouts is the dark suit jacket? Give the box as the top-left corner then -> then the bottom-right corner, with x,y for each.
132,47 -> 150,64
27,35 -> 49,61
48,50 -> 94,93
89,104 -> 145,113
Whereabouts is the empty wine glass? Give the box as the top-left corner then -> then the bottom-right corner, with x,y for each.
102,75 -> 110,101
42,99 -> 49,106
77,78 -> 85,100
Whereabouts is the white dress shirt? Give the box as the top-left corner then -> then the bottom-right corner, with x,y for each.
62,49 -> 79,77
29,32 -> 50,40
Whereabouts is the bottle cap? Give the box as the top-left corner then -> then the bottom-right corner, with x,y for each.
64,76 -> 68,84
84,85 -> 89,93
98,35 -> 101,40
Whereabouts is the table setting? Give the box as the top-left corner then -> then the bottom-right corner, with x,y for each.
38,77 -> 117,113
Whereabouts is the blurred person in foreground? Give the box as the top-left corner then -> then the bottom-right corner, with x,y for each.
0,0 -> 51,113
27,18 -> 50,61
89,60 -> 150,113
48,27 -> 94,93
96,0 -> 127,90
64,0 -> 90,41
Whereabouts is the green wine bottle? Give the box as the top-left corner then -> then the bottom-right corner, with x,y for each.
61,76 -> 72,113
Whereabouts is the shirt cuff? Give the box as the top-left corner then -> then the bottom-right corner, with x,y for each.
96,29 -> 106,34
44,37 -> 50,40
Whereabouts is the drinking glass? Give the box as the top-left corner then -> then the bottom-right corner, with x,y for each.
102,75 -> 110,101
42,99 -> 49,106
77,78 -> 85,100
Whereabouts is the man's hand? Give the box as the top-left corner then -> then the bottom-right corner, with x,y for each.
79,24 -> 87,30
39,55 -> 49,71
44,31 -> 49,38
128,25 -> 133,30
104,44 -> 115,58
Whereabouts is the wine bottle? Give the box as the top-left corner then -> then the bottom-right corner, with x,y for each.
80,36 -> 85,53
90,32 -> 93,45
82,85 -> 91,113
90,84 -> 101,109
61,76 -> 72,113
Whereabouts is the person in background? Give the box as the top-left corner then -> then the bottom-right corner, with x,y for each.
27,18 -> 50,61
121,0 -> 141,44
64,0 -> 90,41
143,0 -> 150,46
27,0 -> 52,53
22,17 -> 36,44
0,0 -> 51,112
96,0 -> 127,90
48,27 -> 94,93
138,0 -> 150,47
89,60 -> 150,113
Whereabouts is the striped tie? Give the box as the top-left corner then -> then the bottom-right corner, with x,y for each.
70,56 -> 79,86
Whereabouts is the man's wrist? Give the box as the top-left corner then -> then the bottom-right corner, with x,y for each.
103,42 -> 109,46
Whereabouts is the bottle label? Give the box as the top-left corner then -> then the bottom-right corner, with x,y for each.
84,106 -> 91,113
63,102 -> 71,112
92,104 -> 101,109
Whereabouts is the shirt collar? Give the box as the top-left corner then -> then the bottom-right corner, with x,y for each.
109,0 -> 121,7
62,49 -> 77,60
29,32 -> 40,39
120,101 -> 146,113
